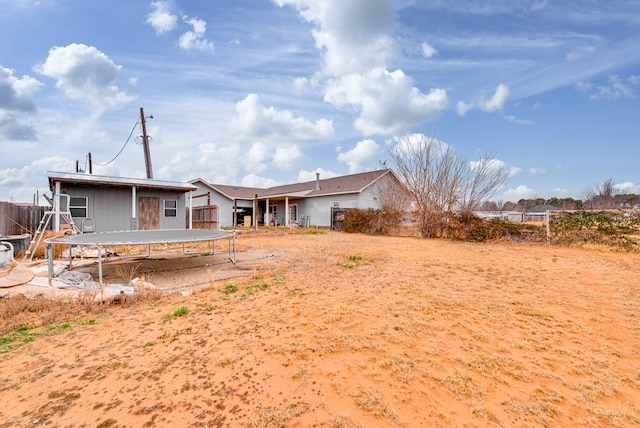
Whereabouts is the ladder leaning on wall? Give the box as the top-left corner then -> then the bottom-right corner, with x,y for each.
24,194 -> 80,261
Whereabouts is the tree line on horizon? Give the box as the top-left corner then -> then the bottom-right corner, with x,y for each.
478,177 -> 640,213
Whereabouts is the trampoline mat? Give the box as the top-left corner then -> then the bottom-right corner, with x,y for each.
45,229 -> 234,246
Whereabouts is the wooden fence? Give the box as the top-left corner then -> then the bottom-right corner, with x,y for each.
0,202 -> 46,236
189,205 -> 219,230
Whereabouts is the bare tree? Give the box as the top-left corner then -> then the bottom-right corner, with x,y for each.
369,169 -> 412,233
584,177 -> 618,209
390,134 -> 510,238
458,153 -> 510,214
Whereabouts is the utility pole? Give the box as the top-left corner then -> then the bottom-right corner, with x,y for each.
140,107 -> 153,179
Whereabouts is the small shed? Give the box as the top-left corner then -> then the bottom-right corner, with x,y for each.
47,171 -> 197,233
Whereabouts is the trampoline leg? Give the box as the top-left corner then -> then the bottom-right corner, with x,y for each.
47,245 -> 53,287
98,246 -> 103,287
228,235 -> 236,264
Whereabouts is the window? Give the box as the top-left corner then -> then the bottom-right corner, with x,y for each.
69,196 -> 88,218
164,200 -> 177,217
269,201 -> 277,219
289,204 -> 298,222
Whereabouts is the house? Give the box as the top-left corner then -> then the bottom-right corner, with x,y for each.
47,171 -> 197,233
189,169 -> 405,230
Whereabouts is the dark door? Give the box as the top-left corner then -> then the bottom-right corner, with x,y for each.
331,207 -> 345,231
138,197 -> 159,230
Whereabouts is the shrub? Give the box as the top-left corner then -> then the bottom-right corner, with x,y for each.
343,206 -> 404,235
448,213 -> 545,243
549,210 -> 640,250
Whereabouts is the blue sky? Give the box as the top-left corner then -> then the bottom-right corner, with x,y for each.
1,0 -> 639,203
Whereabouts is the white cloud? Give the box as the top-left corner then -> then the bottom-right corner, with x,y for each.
35,44 -> 134,110
0,66 -> 43,141
469,158 -> 521,178
146,1 -> 177,35
156,142 -> 240,185
576,74 -> 636,100
325,68 -> 448,135
503,114 -> 532,125
485,83 -> 510,111
297,168 -> 340,182
273,144 -> 305,170
615,181 -> 640,194
275,0 -> 396,76
596,75 -> 634,99
245,142 -> 270,174
420,42 -> 437,58
529,167 -> 547,176
337,138 -> 381,173
276,0 -> 447,136
179,16 -> 214,52
230,93 -> 334,143
241,173 -> 283,188
0,66 -> 42,112
0,155 -> 75,202
391,133 -> 450,156
500,184 -> 537,201
457,83 -> 510,116
0,112 -> 37,141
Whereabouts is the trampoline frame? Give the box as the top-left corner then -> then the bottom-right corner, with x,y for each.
44,229 -> 236,286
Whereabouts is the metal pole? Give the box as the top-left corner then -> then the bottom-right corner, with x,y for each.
97,246 -> 103,287
47,245 -> 53,287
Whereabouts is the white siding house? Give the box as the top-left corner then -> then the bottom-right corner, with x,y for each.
189,169 -> 405,230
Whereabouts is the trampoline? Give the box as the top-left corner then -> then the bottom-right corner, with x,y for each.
45,229 -> 236,285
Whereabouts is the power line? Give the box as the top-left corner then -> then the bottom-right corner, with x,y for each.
94,120 -> 140,167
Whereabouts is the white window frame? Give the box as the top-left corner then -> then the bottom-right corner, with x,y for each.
164,199 -> 177,217
69,196 -> 88,218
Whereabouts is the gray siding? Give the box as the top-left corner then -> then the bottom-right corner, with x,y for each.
59,184 -> 189,232
299,194 -> 359,227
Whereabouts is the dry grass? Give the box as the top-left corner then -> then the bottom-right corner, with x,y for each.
1,231 -> 639,426
0,284 -> 166,337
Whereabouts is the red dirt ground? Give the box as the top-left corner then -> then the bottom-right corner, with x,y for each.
1,230 -> 639,427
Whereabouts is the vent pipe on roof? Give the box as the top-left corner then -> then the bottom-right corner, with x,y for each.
315,172 -> 320,191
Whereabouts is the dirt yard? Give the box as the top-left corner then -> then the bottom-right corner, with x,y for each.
1,230 -> 639,427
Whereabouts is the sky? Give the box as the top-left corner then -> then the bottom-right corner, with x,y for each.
1,0 -> 639,204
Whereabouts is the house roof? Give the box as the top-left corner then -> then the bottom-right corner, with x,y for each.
48,171 -> 197,192
191,169 -> 394,200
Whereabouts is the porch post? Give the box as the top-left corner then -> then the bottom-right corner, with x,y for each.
285,197 -> 289,227
53,181 -> 61,232
188,191 -> 193,229
266,198 -> 270,225
131,186 -> 137,230
254,194 -> 258,231
233,199 -> 237,227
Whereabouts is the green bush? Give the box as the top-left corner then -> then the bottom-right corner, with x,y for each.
549,210 -> 640,250
448,214 -> 545,242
